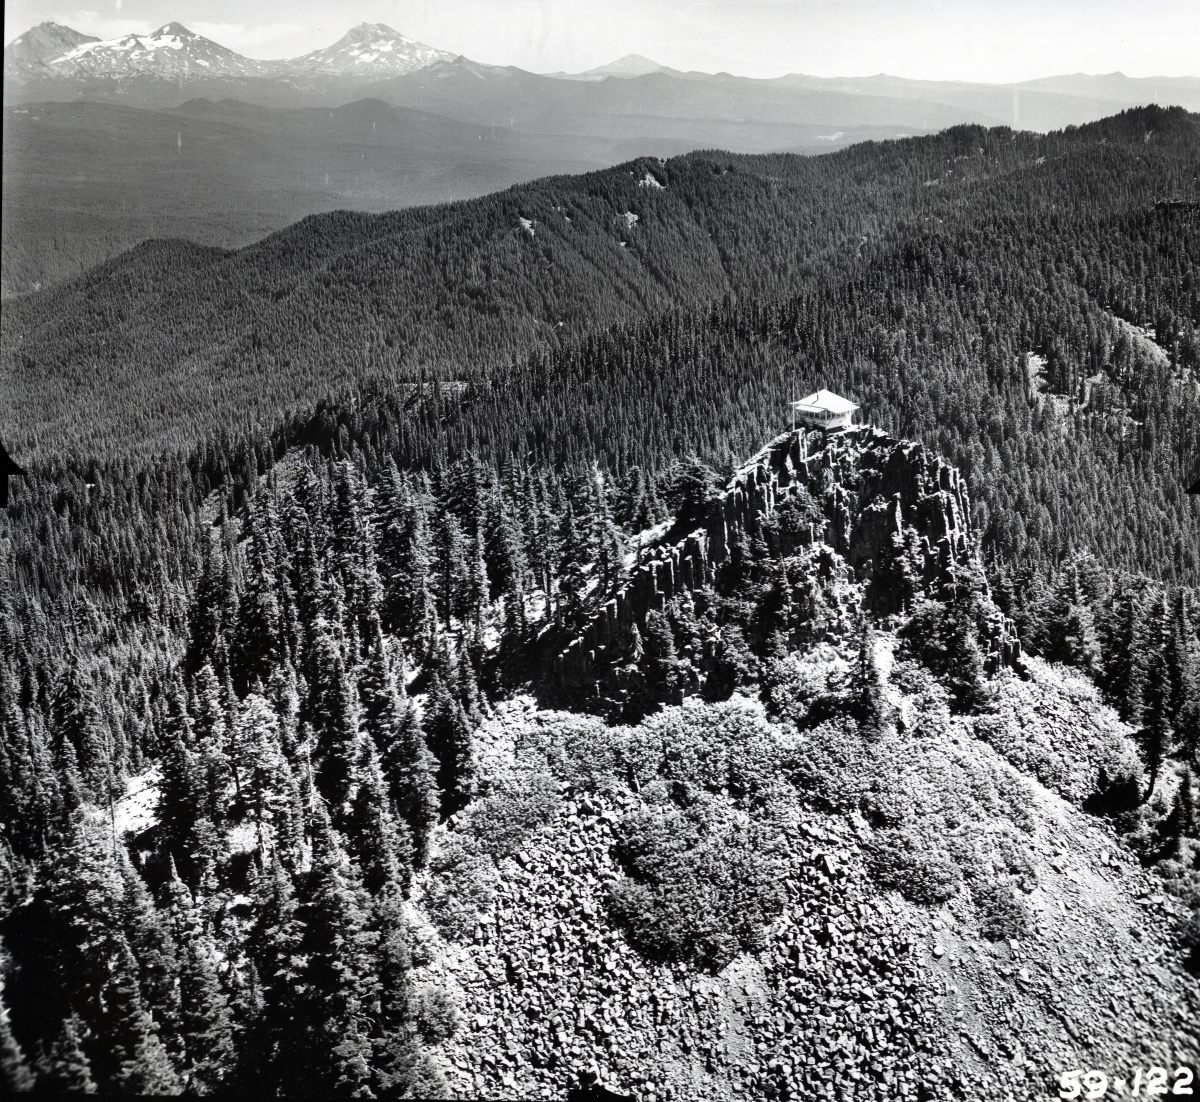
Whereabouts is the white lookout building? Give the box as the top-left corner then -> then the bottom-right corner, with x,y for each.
791,389 -> 860,431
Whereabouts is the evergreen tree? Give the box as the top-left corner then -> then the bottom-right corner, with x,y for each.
240,858 -> 303,1092
185,531 -> 236,678
119,854 -> 183,1066
0,985 -> 34,1093
102,940 -> 181,1094
283,804 -> 376,1096
423,673 -> 475,818
1173,768 -> 1197,855
483,485 -> 526,602
380,476 -> 436,646
383,700 -> 439,870
350,738 -> 413,896
232,495 -> 284,692
368,889 -> 444,1095
1166,589 -> 1198,727
51,652 -> 106,798
433,510 -> 467,632
158,688 -> 204,883
528,476 -> 560,620
192,663 -> 231,826
456,644 -> 485,727
35,1012 -> 94,1093
591,467 -> 628,601
1101,581 -> 1146,725
643,609 -> 682,708
1045,563 -> 1101,675
291,516 -> 329,686
164,865 -> 236,1094
309,630 -> 363,815
464,528 -> 489,642
233,693 -> 291,853
358,626 -> 438,865
1142,642 -> 1173,803
663,456 -> 720,528
556,499 -> 590,633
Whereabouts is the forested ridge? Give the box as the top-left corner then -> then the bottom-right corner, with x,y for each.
1,106 -> 1200,1095
3,105 -> 1199,458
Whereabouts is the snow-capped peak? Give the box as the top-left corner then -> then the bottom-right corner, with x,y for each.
46,22 -> 254,77
3,19 -> 458,87
3,22 -> 98,65
288,23 -> 454,75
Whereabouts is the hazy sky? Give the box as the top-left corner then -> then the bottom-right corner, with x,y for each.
4,0 -> 1199,82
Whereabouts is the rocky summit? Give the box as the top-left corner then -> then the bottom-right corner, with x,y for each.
549,424 -> 1022,720
384,425 -> 1199,1100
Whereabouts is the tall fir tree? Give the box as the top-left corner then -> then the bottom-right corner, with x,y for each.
1100,580 -> 1147,726
34,1012 -> 94,1093
308,629 -> 363,816
423,672 -> 475,818
433,509 -> 467,633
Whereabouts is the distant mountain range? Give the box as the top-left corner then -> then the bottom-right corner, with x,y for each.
4,19 -> 1200,297
6,19 -> 1200,126
3,21 -> 459,92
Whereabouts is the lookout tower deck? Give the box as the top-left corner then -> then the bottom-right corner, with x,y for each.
791,389 -> 859,431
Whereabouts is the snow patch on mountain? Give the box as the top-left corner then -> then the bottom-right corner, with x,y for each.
289,23 -> 454,76
4,19 -> 452,85
47,23 -> 267,79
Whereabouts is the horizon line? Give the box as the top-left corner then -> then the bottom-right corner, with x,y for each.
4,19 -> 1200,85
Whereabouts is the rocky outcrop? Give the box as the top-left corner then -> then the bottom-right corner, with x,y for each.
548,425 -> 1022,708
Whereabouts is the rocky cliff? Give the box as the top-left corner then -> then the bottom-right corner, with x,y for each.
548,425 -> 1022,717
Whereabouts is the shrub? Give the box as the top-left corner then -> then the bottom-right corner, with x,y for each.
605,796 -> 787,971
411,985 -> 460,1043
662,457 -> 722,530
866,828 -> 962,905
759,490 -> 824,558
629,698 -> 782,808
520,711 -> 623,794
702,623 -> 757,701
786,718 -> 874,814
998,835 -> 1039,893
466,767 -> 560,858
901,598 -> 988,713
422,834 -> 498,941
859,779 -> 911,828
974,879 -> 1031,940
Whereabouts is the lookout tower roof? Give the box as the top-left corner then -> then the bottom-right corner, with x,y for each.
790,389 -> 859,415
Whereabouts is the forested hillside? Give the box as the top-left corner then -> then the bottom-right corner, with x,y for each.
4,106 -> 1199,460
1,107 -> 1199,1096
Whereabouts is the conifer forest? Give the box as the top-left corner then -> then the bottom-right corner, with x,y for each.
1,89 -> 1200,1100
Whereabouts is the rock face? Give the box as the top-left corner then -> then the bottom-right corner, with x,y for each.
548,425 -> 1021,710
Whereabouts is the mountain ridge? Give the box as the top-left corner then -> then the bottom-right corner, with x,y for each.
6,18 -> 1199,125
